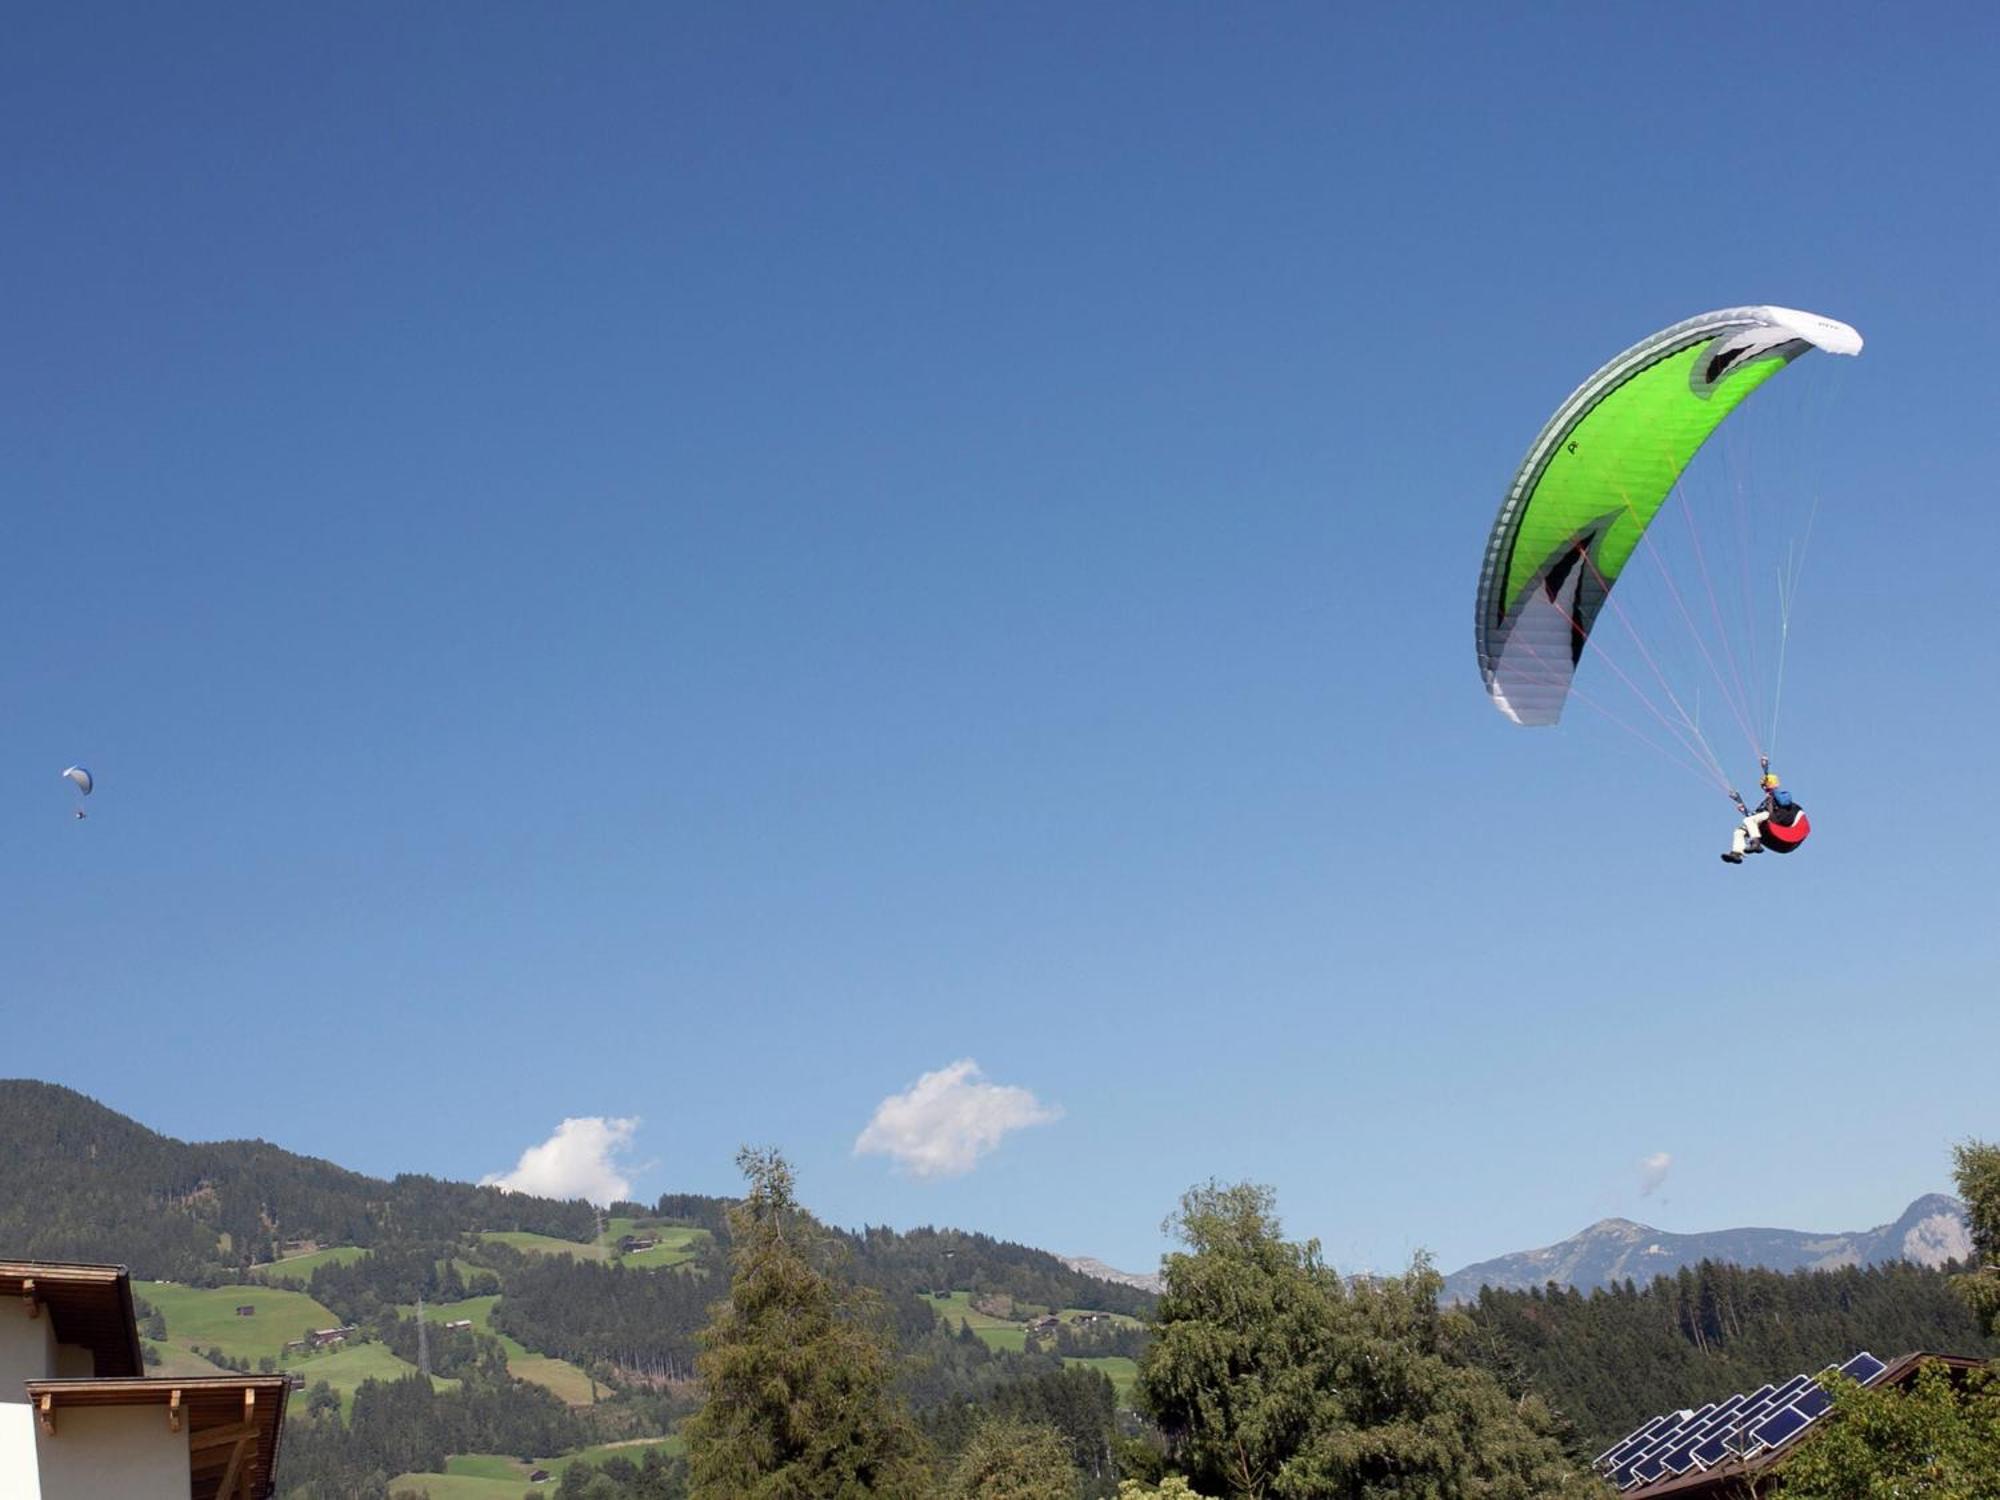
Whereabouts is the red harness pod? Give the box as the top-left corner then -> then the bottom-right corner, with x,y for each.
1762,807 -> 1810,852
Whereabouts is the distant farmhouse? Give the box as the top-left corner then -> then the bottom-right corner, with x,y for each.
2,1260 -> 289,1498
1597,1349 -> 1990,1497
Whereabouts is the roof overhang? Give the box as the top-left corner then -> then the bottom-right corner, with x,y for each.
23,1376 -> 291,1500
0,1262 -> 143,1378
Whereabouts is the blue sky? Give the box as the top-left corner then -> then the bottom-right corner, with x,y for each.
5,3 -> 1996,1276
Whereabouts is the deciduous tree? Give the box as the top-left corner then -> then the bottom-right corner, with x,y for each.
946,1414 -> 1078,1499
1953,1139 -> 2000,1337
1136,1180 -> 1596,1499
1779,1360 -> 2000,1498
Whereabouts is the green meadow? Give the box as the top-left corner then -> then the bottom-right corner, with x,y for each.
601,1219 -> 708,1269
545,1435 -> 685,1475
251,1245 -> 371,1284
284,1342 -> 450,1416
392,1436 -> 684,1498
410,1294 -> 598,1405
388,1472 -> 533,1500
1066,1355 -> 1139,1406
138,1280 -> 342,1363
442,1454 -> 530,1480
921,1293 -> 1144,1402
143,1343 -> 232,1378
478,1230 -> 608,1261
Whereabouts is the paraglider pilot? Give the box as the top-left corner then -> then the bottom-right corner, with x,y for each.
1721,761 -> 1808,863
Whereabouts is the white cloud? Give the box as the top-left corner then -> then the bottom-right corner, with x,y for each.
482,1116 -> 640,1206
855,1060 -> 1061,1179
1638,1152 -> 1673,1198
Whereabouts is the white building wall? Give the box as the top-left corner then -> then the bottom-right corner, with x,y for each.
33,1405 -> 190,1500
0,1403 -> 46,1499
0,1300 -> 58,1396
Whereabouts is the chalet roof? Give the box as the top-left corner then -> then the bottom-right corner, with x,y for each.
0,1261 -> 143,1378
24,1375 -> 291,1500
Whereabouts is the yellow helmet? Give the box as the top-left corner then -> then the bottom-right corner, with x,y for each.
1761,773 -> 1781,788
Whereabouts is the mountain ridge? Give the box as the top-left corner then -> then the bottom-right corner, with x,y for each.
1441,1192 -> 1971,1303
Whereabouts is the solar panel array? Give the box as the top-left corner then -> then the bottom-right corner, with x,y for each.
1591,1351 -> 1889,1491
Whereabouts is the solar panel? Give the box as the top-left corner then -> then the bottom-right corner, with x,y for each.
1794,1385 -> 1832,1420
1636,1415 -> 1693,1454
1771,1374 -> 1813,1403
1697,1395 -> 1747,1428
1597,1412 -> 1674,1467
1660,1439 -> 1703,1475
1599,1436 -> 1646,1469
1594,1352 -> 1889,1492
1840,1351 -> 1888,1384
1751,1405 -> 1811,1448
1690,1433 -> 1731,1467
1625,1430 -> 1681,1473
1727,1388 -> 1781,1433
1602,1434 -> 1659,1478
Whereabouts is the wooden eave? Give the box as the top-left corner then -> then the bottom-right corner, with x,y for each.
0,1260 -> 143,1378
23,1376 -> 290,1500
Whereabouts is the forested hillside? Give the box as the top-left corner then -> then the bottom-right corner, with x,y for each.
0,1080 -> 596,1277
1459,1257 -> 2000,1452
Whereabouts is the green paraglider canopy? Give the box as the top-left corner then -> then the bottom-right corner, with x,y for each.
1476,305 -> 1861,727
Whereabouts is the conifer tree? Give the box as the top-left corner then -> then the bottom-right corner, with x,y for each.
684,1148 -> 932,1500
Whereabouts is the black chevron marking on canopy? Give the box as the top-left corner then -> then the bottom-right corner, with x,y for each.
1705,343 -> 1747,384
1541,533 -> 1599,665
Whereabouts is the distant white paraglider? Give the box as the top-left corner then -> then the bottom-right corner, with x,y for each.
63,765 -> 93,819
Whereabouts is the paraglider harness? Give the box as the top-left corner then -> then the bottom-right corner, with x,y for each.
1731,759 -> 1810,854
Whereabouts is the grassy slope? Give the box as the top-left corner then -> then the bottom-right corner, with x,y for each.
923,1293 -> 1144,1405
286,1342 -> 454,1416
599,1218 -> 709,1269
1066,1355 -> 1139,1405
388,1474 -> 534,1500
393,1438 -> 684,1498
144,1343 -> 232,1377
482,1222 -> 710,1270
444,1455 -> 527,1480
478,1230 -> 608,1262
141,1275 -> 456,1415
251,1245 -> 371,1283
138,1280 -> 342,1362
410,1294 -> 597,1405
547,1436 -> 685,1475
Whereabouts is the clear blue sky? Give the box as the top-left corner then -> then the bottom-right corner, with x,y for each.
5,2 -> 1996,1275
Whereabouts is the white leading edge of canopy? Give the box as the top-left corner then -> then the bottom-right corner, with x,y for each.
1755,306 -> 1863,357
